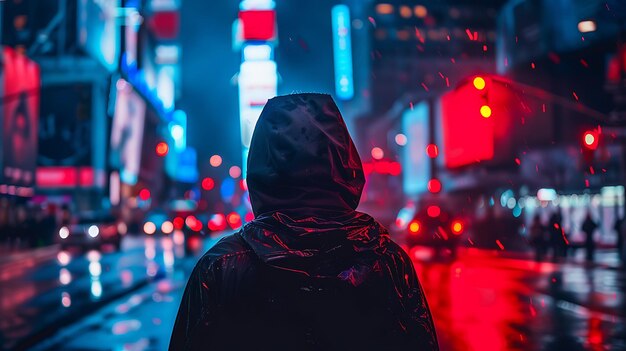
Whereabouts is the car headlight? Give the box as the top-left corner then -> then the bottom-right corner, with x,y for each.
88,225 -> 100,238
59,226 -> 70,239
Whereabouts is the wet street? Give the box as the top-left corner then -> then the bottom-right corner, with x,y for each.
1,234 -> 625,350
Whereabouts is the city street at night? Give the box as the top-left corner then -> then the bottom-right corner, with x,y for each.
2,234 -> 625,350
3,0 -> 626,349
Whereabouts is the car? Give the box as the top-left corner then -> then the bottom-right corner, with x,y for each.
57,214 -> 123,251
394,195 -> 467,258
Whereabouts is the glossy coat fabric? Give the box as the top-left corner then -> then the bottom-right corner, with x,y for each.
170,94 -> 438,350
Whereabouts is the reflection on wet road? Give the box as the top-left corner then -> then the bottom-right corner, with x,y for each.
0,231 -> 196,350
6,237 -> 626,350
412,248 -> 626,351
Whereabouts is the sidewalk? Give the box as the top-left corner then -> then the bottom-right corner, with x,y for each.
488,247 -> 624,270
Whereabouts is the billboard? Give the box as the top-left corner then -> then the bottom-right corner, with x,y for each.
441,79 -> 495,168
402,102 -> 430,196
0,47 -> 40,192
78,0 -> 120,71
110,79 -> 146,185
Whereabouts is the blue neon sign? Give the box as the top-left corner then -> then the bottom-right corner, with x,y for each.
331,5 -> 354,100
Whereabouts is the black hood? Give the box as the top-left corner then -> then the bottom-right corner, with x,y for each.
242,93 -> 385,278
246,93 -> 365,218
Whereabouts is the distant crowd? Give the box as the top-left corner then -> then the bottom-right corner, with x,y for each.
529,208 -> 626,263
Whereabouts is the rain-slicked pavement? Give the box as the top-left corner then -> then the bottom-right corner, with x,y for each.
2,235 -> 625,350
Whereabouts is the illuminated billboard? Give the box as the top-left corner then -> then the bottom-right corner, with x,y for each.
441,79 -> 495,168
238,59 -> 277,149
110,79 -> 146,185
331,5 -> 354,100
0,47 -> 40,194
78,0 -> 120,71
402,102 -> 430,196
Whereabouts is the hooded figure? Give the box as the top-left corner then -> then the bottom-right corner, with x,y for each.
170,94 -> 438,350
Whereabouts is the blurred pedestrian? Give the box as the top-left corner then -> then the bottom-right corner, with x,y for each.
581,211 -> 598,262
529,214 -> 546,261
170,94 -> 439,350
549,210 -> 567,260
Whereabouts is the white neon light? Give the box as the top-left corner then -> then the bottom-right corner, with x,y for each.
243,44 -> 272,61
238,60 -> 277,149
240,0 -> 275,10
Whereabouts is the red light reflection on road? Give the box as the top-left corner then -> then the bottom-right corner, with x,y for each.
412,250 -> 536,351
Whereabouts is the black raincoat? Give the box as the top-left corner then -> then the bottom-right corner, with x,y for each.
170,93 -> 438,350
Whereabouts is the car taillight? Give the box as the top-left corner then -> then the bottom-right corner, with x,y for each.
408,220 -> 421,235
451,220 -> 464,235
427,205 -> 441,218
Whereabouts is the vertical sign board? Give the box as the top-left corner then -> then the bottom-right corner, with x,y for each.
238,59 -> 277,163
402,102 -> 430,196
110,79 -> 146,185
331,5 -> 354,100
78,0 -> 120,71
0,47 -> 40,195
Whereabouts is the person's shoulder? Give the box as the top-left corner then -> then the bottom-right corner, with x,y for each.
195,232 -> 255,270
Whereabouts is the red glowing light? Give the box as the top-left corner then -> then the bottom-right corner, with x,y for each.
173,217 -> 184,230
201,177 -> 215,191
427,205 -> 441,218
185,216 -> 202,232
208,213 -> 227,231
427,178 -> 442,193
441,80 -> 495,168
239,10 -> 276,41
426,144 -> 439,158
139,189 -> 151,201
244,212 -> 255,222
227,212 -> 242,230
583,130 -> 599,150
156,142 -> 169,156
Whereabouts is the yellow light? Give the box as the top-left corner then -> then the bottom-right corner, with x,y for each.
376,4 -> 394,15
480,105 -> 492,118
409,221 -> 420,233
451,221 -> 464,235
414,5 -> 428,18
473,76 -> 486,90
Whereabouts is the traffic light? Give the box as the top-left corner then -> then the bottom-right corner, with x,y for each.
582,130 -> 599,150
581,129 -> 600,165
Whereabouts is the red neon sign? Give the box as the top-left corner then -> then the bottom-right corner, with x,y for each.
239,10 -> 276,41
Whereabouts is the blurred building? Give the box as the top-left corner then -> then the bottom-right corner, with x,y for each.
0,0 -> 195,237
353,0 -> 506,222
